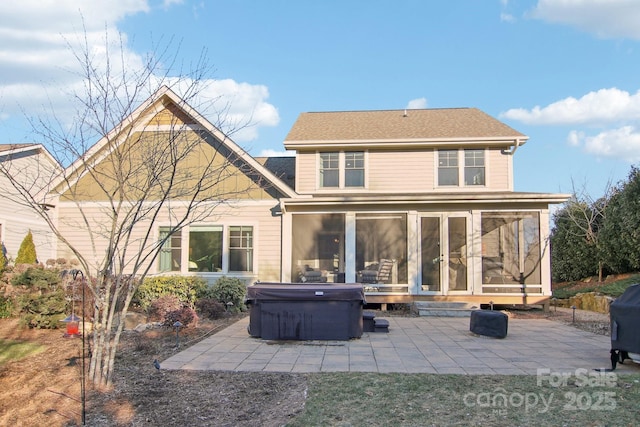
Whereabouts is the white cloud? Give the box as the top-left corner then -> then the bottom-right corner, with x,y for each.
568,126 -> 640,161
530,0 -> 640,40
258,149 -> 295,157
500,88 -> 640,125
406,98 -> 427,109
0,0 -> 278,143
500,13 -> 516,23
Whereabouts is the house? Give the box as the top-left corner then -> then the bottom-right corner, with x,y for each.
52,86 -> 296,283
0,143 -> 60,263
280,108 -> 570,306
50,87 -> 569,307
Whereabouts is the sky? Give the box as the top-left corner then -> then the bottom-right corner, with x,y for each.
1,0 -> 640,200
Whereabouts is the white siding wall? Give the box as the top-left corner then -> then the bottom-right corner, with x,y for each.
56,200 -> 282,283
295,146 -> 514,195
0,151 -> 58,262
368,149 -> 434,192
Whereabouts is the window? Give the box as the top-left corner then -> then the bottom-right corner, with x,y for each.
229,226 -> 253,272
345,152 -> 365,187
319,152 -> 339,188
438,150 -> 459,186
481,212 -> 541,289
464,150 -> 485,185
319,151 -> 365,189
438,149 -> 486,187
158,227 -> 181,272
189,225 -> 223,272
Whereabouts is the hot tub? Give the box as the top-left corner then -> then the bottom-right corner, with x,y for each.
246,283 -> 365,340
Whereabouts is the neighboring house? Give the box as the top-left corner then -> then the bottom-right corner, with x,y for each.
0,143 -> 60,263
50,87 -> 569,306
280,109 -> 570,306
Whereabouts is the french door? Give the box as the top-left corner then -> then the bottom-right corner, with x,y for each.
419,213 -> 471,295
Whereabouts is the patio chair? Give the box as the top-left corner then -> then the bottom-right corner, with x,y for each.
359,259 -> 394,284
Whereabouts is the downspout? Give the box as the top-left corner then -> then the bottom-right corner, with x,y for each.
501,137 -> 524,155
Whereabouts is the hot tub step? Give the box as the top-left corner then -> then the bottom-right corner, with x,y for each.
374,318 -> 389,333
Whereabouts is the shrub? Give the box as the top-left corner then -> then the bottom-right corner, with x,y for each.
195,298 -> 227,320
0,295 -> 13,318
17,289 -> 67,329
135,276 -> 208,310
11,267 -> 61,290
209,277 -> 247,313
15,230 -> 38,265
164,307 -> 198,328
147,294 -> 182,322
0,246 -> 7,272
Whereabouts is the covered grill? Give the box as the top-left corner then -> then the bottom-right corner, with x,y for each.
246,283 -> 365,341
610,283 -> 640,368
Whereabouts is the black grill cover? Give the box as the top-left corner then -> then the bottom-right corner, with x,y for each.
610,283 -> 640,353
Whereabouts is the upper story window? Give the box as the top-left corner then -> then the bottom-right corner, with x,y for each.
319,152 -> 339,187
438,149 -> 485,187
464,149 -> 485,185
438,150 -> 459,186
345,152 -> 365,187
319,151 -> 365,189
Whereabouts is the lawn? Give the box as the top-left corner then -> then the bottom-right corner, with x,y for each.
0,338 -> 45,366
291,372 -> 640,426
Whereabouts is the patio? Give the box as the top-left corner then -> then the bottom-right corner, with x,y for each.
160,315 -> 640,375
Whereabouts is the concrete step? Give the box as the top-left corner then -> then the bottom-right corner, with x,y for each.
413,301 -> 479,317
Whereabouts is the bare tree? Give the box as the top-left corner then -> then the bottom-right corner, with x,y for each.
562,180 -> 613,282
0,31 -> 268,386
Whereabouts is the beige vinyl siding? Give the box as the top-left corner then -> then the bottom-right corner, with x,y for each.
295,151 -> 318,193
55,200 -> 282,282
486,148 -> 512,191
368,148 -> 434,192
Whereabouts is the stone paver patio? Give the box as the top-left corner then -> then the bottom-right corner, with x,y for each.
161,316 -> 640,375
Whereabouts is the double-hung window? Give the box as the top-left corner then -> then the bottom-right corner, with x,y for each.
345,152 -> 365,187
438,150 -> 459,186
438,149 -> 485,187
158,225 -> 254,273
158,226 -> 182,272
319,151 -> 365,189
319,152 -> 339,188
229,226 -> 253,272
464,150 -> 485,185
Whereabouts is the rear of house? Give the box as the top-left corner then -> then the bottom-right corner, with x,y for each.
280,108 -> 569,306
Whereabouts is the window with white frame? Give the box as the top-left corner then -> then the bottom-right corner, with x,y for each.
464,149 -> 485,185
438,150 -> 459,186
158,225 -> 254,273
229,226 -> 253,272
438,149 -> 485,187
319,152 -> 339,188
345,151 -> 365,187
158,227 -> 182,272
319,151 -> 365,189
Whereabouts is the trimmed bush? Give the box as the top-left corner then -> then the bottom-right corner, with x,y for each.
164,307 -> 198,328
17,289 -> 67,329
135,276 -> 208,310
195,298 -> 226,320
0,246 -> 7,272
15,230 -> 38,265
11,267 -> 61,290
147,294 -> 182,322
0,295 -> 13,318
209,277 -> 247,313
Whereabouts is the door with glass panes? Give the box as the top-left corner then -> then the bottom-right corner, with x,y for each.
419,214 -> 470,294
